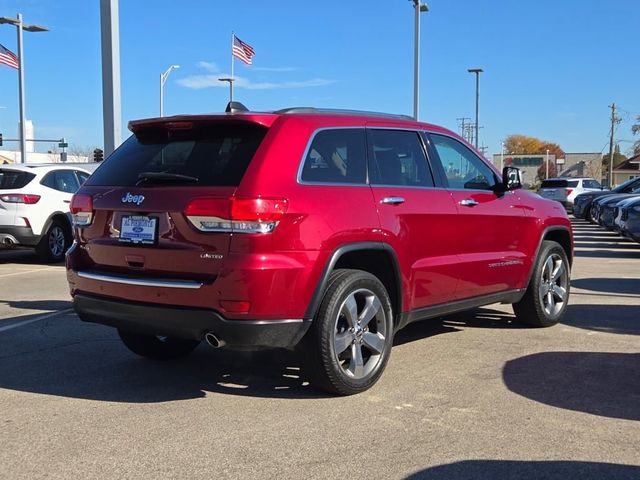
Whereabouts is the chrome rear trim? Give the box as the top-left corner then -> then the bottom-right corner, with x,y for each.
77,271 -> 203,289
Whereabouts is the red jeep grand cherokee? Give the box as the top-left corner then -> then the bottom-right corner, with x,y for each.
67,105 -> 573,395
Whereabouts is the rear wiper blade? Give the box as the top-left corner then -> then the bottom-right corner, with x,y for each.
136,172 -> 199,186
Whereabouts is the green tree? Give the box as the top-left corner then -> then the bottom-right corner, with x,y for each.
632,115 -> 640,155
602,144 -> 627,169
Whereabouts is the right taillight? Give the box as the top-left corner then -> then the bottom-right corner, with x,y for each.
70,193 -> 94,226
184,196 -> 288,234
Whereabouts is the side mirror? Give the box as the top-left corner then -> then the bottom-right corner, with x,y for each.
498,166 -> 522,192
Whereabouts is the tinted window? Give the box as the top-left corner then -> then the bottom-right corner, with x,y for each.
76,171 -> 90,184
540,179 -> 568,188
43,170 -> 80,193
430,134 -> 496,190
368,130 -> 433,187
86,123 -> 268,187
567,180 -> 579,188
583,179 -> 601,189
300,129 -> 366,184
0,169 -> 35,189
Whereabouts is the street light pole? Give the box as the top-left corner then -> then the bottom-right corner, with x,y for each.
467,68 -> 483,149
546,149 -> 550,179
0,14 -> 48,163
500,141 -> 504,171
160,64 -> 179,117
412,0 -> 429,121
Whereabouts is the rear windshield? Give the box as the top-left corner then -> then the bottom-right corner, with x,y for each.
86,123 -> 268,187
567,180 -> 579,187
0,169 -> 35,189
540,179 -> 568,188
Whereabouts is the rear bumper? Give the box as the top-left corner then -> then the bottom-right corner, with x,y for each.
73,294 -> 312,349
0,225 -> 40,247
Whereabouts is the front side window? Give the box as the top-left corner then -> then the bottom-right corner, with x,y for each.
300,129 -> 366,184
430,134 -> 497,190
368,129 -> 434,187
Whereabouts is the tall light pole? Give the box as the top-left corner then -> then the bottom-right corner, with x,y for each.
412,0 -> 429,121
545,148 -> 550,179
160,64 -> 179,117
500,141 -> 505,171
467,68 -> 483,149
0,14 -> 48,164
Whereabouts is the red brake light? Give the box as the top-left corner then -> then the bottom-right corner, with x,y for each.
0,193 -> 41,204
70,193 -> 94,226
565,188 -> 574,196
231,198 -> 289,222
184,197 -> 288,233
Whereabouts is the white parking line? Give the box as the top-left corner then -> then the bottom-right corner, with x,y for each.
0,308 -> 72,333
0,268 -> 60,278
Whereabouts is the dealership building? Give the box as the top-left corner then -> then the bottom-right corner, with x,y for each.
491,152 -> 602,187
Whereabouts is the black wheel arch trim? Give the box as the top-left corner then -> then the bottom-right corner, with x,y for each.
304,242 -> 403,321
41,211 -> 73,237
524,226 -> 573,291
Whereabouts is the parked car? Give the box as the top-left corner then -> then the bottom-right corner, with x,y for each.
538,177 -> 602,211
595,194 -> 640,229
619,197 -> 640,244
574,176 -> 640,222
614,196 -> 640,234
0,163 -> 96,262
66,104 -> 573,395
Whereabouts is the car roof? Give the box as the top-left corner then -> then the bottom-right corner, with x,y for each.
128,109 -> 459,139
0,163 -> 94,173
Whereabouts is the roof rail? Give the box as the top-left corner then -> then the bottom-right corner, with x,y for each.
274,107 -> 414,121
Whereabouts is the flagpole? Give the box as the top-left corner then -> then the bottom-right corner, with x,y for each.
230,31 -> 234,103
17,13 -> 27,163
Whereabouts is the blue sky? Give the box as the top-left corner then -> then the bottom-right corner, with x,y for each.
0,0 -> 638,156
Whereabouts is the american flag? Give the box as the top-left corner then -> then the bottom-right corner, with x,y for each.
232,34 -> 255,65
0,43 -> 19,70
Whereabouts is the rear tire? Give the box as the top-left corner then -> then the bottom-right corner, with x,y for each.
36,220 -> 70,263
513,240 -> 570,327
118,330 -> 200,360
307,269 -> 394,396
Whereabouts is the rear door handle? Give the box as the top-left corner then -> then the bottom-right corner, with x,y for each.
380,196 -> 405,205
459,199 -> 479,207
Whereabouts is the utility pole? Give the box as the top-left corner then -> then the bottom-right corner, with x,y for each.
607,103 -> 618,188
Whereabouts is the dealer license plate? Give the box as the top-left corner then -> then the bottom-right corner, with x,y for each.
119,215 -> 158,245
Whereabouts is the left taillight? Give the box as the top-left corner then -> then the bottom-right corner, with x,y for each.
0,193 -> 41,204
184,196 -> 289,234
70,193 -> 94,226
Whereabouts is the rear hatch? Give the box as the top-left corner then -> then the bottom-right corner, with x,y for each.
538,179 -> 577,202
0,169 -> 37,227
72,119 -> 269,282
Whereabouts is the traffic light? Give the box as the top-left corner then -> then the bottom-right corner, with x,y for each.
93,148 -> 104,162
0,133 -> 3,147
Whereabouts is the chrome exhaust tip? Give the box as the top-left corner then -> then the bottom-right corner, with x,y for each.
204,332 -> 225,349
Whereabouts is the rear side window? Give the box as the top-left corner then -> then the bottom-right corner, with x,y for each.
300,129 -> 366,184
0,169 -> 35,189
41,170 -> 81,193
567,180 -> 579,188
86,123 -> 268,187
368,129 -> 434,187
540,179 -> 568,188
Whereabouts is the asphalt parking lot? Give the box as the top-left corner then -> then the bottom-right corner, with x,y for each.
0,219 -> 638,480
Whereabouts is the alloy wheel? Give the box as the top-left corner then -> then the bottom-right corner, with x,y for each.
332,288 -> 387,380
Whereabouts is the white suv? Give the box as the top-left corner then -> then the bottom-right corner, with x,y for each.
0,164 -> 96,262
538,177 -> 602,211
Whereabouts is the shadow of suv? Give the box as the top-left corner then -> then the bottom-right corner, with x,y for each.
67,104 -> 573,395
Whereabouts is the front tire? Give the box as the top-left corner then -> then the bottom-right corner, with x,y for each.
513,240 -> 570,327
36,220 -> 70,263
118,330 -> 200,360
307,269 -> 394,396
